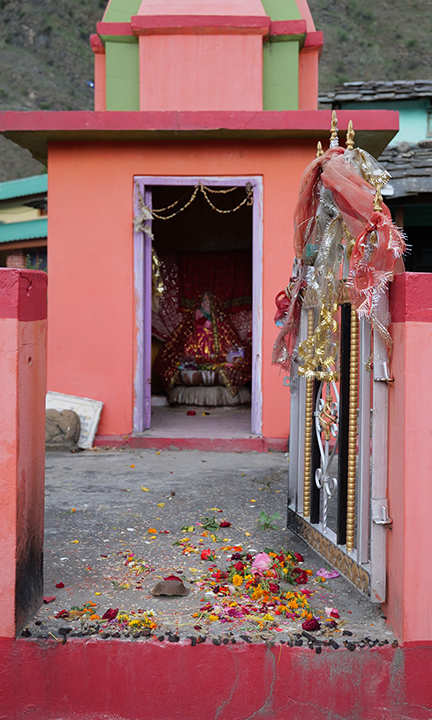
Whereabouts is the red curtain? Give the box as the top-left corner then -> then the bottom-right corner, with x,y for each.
178,250 -> 252,312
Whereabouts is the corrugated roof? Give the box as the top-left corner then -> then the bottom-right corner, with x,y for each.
319,80 -> 432,105
0,174 -> 47,202
0,217 -> 47,243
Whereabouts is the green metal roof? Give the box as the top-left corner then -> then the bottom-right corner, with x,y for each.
0,217 -> 47,243
0,174 -> 47,202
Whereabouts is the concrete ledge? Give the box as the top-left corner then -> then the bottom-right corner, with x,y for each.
0,110 -> 399,165
93,435 -> 287,452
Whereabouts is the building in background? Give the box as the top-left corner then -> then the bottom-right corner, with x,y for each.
0,174 -> 47,270
319,80 -> 432,272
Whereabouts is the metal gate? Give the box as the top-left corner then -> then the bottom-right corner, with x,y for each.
287,293 -> 392,601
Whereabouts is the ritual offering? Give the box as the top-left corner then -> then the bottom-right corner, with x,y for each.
273,113 -> 406,376
275,113 -> 406,576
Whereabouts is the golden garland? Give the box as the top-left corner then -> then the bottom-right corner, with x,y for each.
135,183 -> 253,223
297,299 -> 339,382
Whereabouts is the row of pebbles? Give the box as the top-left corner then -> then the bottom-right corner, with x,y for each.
22,622 -> 399,651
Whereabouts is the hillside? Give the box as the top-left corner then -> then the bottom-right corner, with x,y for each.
308,0 -> 432,90
0,0 -> 104,181
0,0 -> 431,180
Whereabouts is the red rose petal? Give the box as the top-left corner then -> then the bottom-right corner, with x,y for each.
102,608 -> 119,621
220,521 -> 231,528
187,410 -> 196,416
55,609 -> 68,618
55,582 -> 65,589
302,618 -> 321,631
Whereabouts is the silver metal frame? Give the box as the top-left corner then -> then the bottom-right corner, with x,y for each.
370,295 -> 391,603
289,302 -> 388,600
314,380 -> 339,534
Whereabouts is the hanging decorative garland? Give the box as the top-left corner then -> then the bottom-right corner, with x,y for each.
133,182 -> 254,304
134,181 -> 253,230
272,113 -> 406,380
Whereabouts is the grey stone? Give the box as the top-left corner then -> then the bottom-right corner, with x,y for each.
45,409 -> 80,450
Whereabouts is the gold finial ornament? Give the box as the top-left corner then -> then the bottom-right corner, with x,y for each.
373,185 -> 383,212
330,110 -> 339,148
346,120 -> 355,150
316,141 -> 324,158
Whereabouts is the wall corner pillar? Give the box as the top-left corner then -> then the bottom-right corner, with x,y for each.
0,269 -> 47,637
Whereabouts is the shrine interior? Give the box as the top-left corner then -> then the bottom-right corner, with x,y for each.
149,183 -> 254,435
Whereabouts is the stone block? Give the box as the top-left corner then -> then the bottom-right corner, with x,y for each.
46,409 -> 81,450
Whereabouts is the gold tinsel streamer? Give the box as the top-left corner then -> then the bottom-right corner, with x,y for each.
152,248 -> 165,299
297,299 -> 339,382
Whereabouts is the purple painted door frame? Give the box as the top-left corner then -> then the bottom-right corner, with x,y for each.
133,181 -> 152,431
133,175 -> 263,436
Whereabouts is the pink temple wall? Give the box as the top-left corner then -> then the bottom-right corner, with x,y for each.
298,47 -> 319,110
137,0 -> 267,15
47,139 -> 315,441
385,273 -> 432,642
94,52 -> 106,111
138,34 -> 263,112
295,0 -> 316,31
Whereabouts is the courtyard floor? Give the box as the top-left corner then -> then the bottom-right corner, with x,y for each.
27,448 -> 394,649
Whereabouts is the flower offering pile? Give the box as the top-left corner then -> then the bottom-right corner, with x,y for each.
193,549 -> 328,632
55,603 -> 157,634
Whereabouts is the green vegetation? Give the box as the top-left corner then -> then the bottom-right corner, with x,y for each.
257,511 -> 281,530
308,0 -> 432,92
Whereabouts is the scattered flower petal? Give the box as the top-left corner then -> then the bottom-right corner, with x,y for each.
325,607 -> 340,619
302,618 -> 321,631
251,552 -> 272,574
317,568 -> 340,579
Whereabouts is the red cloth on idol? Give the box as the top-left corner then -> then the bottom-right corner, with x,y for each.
154,292 -> 251,397
152,251 -> 252,342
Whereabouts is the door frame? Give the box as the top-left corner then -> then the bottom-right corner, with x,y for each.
133,175 -> 263,436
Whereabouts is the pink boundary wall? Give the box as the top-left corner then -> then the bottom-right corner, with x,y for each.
0,639 -> 432,719
385,272 -> 432,643
0,269 -> 47,637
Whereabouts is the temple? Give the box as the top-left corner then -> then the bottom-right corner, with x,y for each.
0,0 -> 399,449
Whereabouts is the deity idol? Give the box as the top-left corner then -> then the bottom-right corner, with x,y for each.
155,291 -> 251,397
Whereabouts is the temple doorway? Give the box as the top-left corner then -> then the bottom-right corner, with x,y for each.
133,176 -> 263,439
